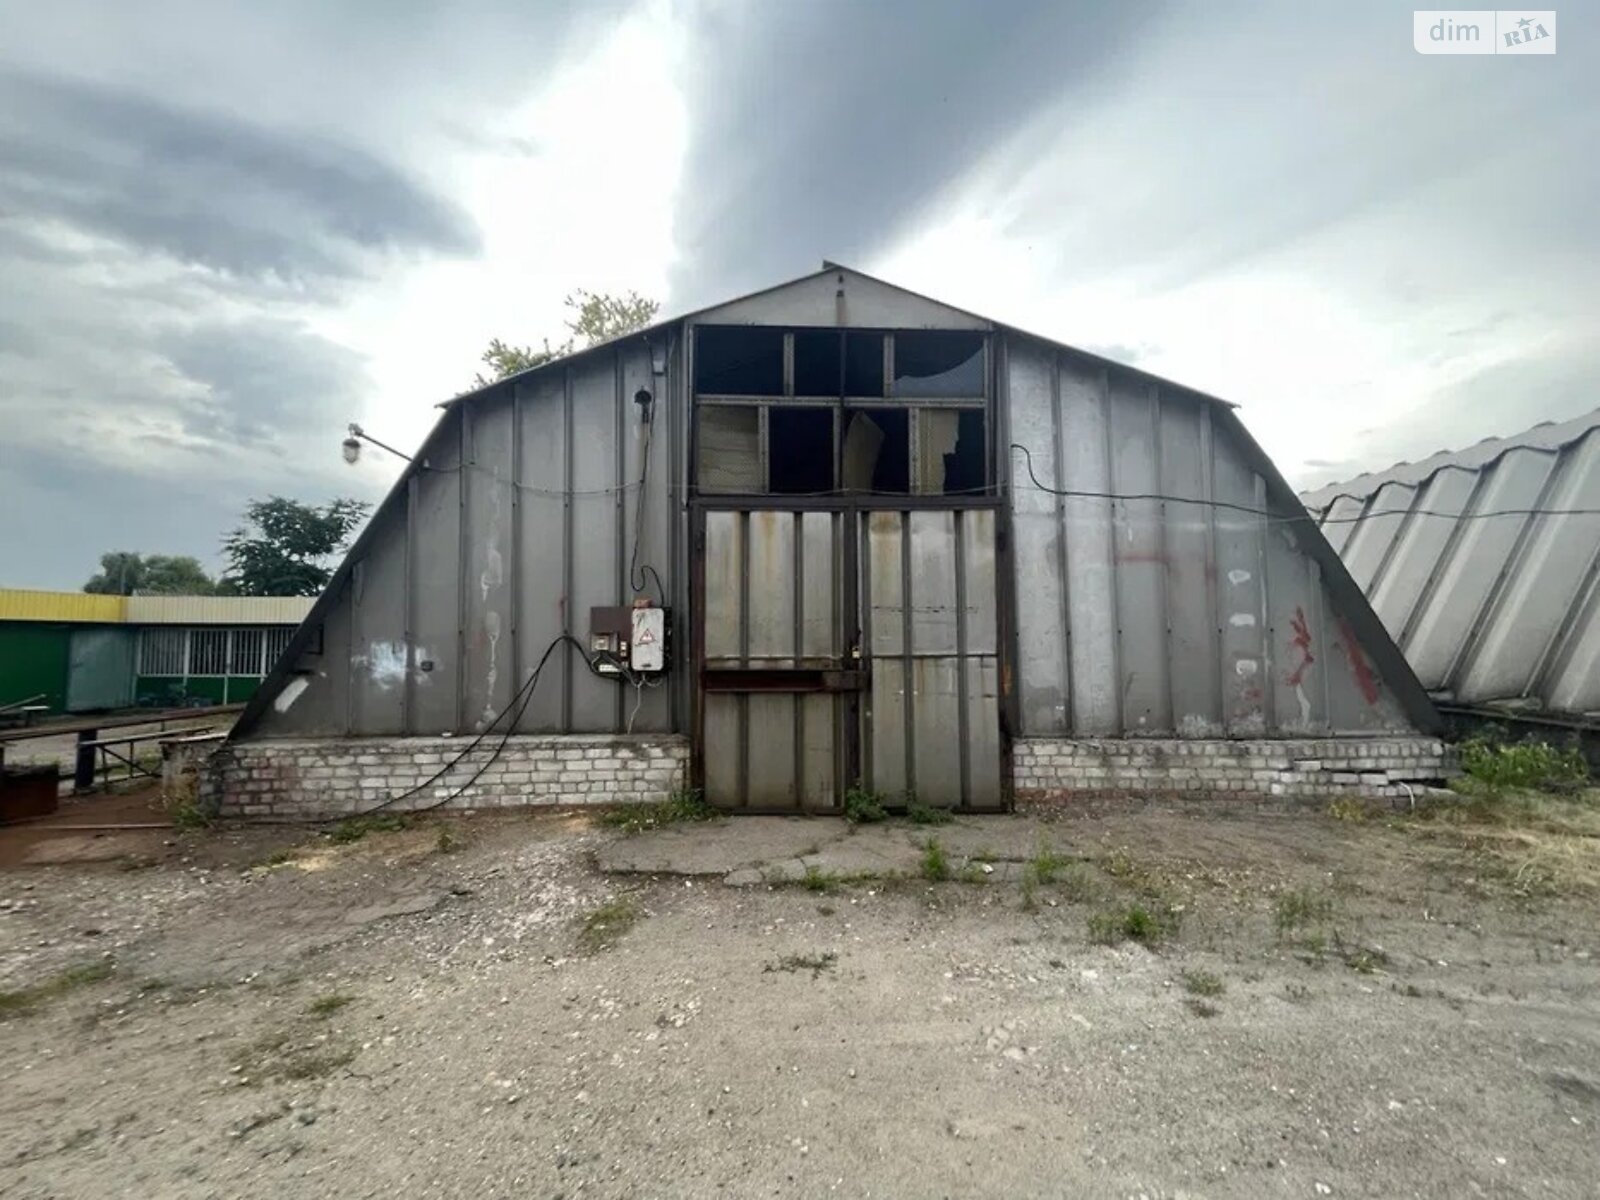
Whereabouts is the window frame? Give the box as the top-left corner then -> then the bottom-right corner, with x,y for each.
691,325 -> 991,498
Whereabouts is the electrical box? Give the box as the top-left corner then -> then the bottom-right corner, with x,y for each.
631,606 -> 666,673
589,605 -> 670,675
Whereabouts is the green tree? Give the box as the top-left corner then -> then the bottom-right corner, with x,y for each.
473,288 -> 660,386
220,497 -> 371,597
84,552 -> 217,595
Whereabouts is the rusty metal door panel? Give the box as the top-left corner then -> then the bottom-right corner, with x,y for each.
697,508 -> 847,811
857,508 -> 1003,811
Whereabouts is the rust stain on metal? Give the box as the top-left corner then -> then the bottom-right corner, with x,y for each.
1285,606 -> 1315,687
1336,616 -> 1381,705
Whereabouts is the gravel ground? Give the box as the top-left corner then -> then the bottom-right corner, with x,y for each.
1,800 -> 1597,1198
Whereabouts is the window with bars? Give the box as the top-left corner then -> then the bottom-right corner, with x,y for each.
136,626 -> 299,678
138,628 -> 187,675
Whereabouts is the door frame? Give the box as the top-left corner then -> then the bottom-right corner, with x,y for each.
690,494 -> 1011,813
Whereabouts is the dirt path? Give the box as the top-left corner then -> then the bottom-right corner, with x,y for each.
2,802 -> 1597,1198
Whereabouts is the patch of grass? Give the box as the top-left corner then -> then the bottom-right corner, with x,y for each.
1181,969 -> 1224,998
1087,902 -> 1180,947
843,785 -> 888,825
306,993 -> 356,1018
801,865 -> 841,894
234,1030 -> 357,1083
329,813 -> 410,844
904,798 -> 952,826
1019,873 -> 1039,912
920,837 -> 951,882
165,794 -> 212,831
764,951 -> 837,978
1328,797 -> 1371,823
253,849 -> 294,869
578,896 -> 642,953
957,863 -> 989,884
595,788 -> 719,835
0,961 -> 115,1018
1185,997 -> 1220,1018
1274,887 -> 1335,933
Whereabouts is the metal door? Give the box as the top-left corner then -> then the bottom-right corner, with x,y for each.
859,509 -> 1003,811
66,627 -> 136,712
696,505 -> 1004,812
698,509 -> 854,811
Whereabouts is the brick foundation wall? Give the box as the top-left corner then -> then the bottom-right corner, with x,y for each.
202,735 -> 690,820
1014,737 -> 1453,803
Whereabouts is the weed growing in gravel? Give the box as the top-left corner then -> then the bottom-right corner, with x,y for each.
0,961 -> 114,1019
1274,887 -> 1335,933
920,837 -> 951,882
1027,846 -> 1073,885
306,994 -> 356,1018
329,814 -> 410,845
1328,798 -> 1371,823
802,866 -> 842,894
957,862 -> 989,884
595,789 -> 719,835
1181,969 -> 1225,997
578,896 -> 642,953
764,951 -> 837,978
434,825 -> 464,854
1088,902 -> 1180,947
1019,873 -> 1039,911
905,797 -> 952,826
844,785 -> 888,824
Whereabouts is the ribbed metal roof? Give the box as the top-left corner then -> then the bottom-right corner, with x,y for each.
1301,409 -> 1600,718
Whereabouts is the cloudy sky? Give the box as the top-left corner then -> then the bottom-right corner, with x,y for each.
0,1 -> 1591,588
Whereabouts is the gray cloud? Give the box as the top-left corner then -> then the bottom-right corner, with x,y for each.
668,0 -> 1166,305
0,67 -> 480,284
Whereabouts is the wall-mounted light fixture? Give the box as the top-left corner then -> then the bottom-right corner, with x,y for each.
342,423 -> 413,465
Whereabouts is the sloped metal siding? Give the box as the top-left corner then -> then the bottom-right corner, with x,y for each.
1004,335 -> 1417,737
246,338 -> 683,737
1308,422 -> 1600,716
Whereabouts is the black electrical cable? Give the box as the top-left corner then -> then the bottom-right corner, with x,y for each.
1009,443 -> 1600,525
324,634 -> 630,824
628,386 -> 667,605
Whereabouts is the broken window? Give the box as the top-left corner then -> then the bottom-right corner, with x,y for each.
843,409 -> 909,493
893,330 -> 984,397
768,407 -> 835,493
917,409 -> 986,494
844,332 -> 885,397
695,326 -> 784,396
792,330 -> 842,396
697,405 -> 761,492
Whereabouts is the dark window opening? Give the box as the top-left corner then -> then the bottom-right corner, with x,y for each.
768,408 -> 835,494
844,331 -> 885,397
793,330 -> 842,396
695,326 -> 784,395
893,330 -> 984,397
911,409 -> 988,494
843,408 -> 909,493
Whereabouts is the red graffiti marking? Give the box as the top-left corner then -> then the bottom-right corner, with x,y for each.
1286,606 -> 1315,687
1336,616 -> 1381,705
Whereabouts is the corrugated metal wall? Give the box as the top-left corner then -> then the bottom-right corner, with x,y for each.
1306,417 -> 1600,716
1003,335 -> 1418,737
248,337 -> 683,737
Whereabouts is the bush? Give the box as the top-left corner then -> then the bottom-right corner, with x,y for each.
844,785 -> 888,825
1458,736 -> 1587,793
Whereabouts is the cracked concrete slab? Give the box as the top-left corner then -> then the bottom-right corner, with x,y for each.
599,815 -> 1074,885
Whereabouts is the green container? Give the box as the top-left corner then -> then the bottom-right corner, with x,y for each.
0,623 -> 72,713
